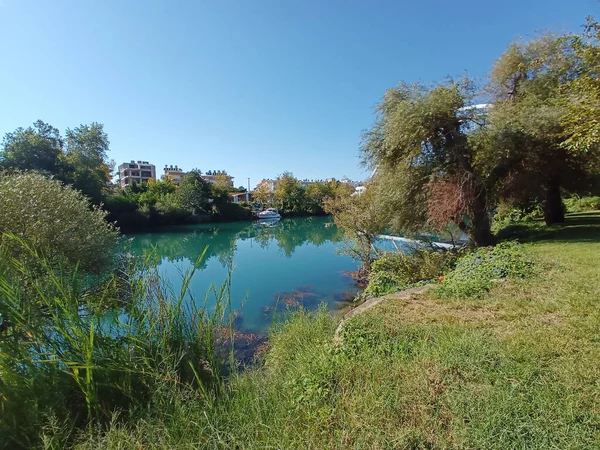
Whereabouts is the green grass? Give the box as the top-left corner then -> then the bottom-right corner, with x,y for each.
6,213 -> 600,449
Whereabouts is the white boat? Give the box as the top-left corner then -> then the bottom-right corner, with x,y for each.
257,208 -> 281,220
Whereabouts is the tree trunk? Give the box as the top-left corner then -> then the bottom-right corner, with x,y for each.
543,182 -> 564,225
468,191 -> 495,247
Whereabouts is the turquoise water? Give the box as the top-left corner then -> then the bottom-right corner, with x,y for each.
127,216 -> 360,332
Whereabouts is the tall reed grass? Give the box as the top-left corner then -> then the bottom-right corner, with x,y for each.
0,236 -> 233,449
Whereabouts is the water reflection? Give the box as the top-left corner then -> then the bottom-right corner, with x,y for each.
126,216 -> 359,336
129,216 -> 345,268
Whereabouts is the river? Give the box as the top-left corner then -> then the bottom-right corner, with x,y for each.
127,216 -> 361,333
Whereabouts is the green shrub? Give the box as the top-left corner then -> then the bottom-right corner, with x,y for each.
563,195 -> 600,212
0,172 -> 119,273
492,201 -> 544,233
365,249 -> 456,297
434,241 -> 535,298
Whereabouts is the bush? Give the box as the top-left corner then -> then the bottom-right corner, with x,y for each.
491,201 -> 544,233
434,241 -> 535,298
365,249 -> 456,297
0,172 -> 119,273
563,195 -> 600,212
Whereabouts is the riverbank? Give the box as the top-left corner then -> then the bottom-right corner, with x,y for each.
67,212 -> 600,449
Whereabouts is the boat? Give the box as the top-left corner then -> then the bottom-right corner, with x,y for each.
257,208 -> 281,220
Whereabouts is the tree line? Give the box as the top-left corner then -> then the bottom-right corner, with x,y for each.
0,122 -> 357,231
254,172 -> 355,215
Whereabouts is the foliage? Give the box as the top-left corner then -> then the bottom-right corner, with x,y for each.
361,80 -> 496,246
0,243 -> 231,449
0,121 -> 116,203
253,179 -> 274,205
365,249 -> 457,297
434,241 -> 535,298
176,169 -> 211,215
563,195 -> 600,212
274,172 -> 307,214
324,187 -> 387,270
491,200 -> 545,233
0,120 -> 64,175
561,17 -> 600,153
487,32 -> 598,225
0,172 -> 118,274
64,123 -> 112,204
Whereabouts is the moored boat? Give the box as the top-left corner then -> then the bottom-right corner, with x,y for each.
257,208 -> 281,220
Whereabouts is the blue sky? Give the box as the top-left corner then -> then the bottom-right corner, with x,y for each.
0,0 -> 595,188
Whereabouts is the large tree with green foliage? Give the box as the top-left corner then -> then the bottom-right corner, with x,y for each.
274,172 -> 307,215
485,34 -> 593,224
0,120 -> 64,176
177,169 -> 211,215
362,80 -> 497,246
561,17 -> 600,153
64,123 -> 112,204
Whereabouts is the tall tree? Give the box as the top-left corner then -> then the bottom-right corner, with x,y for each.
362,80 -> 496,246
0,120 -> 63,175
64,123 -> 112,204
177,169 -> 211,215
253,180 -> 274,206
561,17 -> 600,155
274,172 -> 307,215
486,33 -> 595,224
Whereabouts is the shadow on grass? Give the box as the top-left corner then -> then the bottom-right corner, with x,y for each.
497,212 -> 600,244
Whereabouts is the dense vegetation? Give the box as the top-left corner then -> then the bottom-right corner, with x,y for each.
327,18 -> 600,268
2,212 -> 596,449
1,14 -> 599,450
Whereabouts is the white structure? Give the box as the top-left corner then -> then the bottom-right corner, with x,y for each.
118,160 -> 156,188
352,186 -> 367,196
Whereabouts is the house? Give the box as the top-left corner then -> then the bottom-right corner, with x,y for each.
231,192 -> 252,203
163,165 -> 185,185
202,170 -> 234,186
118,161 -> 156,188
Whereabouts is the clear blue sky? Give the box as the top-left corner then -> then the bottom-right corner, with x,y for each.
0,0 -> 595,188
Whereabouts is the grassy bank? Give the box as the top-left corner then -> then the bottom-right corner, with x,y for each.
62,212 -> 600,449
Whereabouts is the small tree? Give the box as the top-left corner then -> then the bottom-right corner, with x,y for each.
253,180 -> 273,206
324,188 -> 387,271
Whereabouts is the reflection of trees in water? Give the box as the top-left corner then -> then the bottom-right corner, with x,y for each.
245,217 -> 344,258
130,217 -> 345,267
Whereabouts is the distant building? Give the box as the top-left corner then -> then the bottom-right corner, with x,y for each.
163,165 -> 185,185
231,192 -> 252,203
257,178 -> 277,192
118,160 -> 156,188
202,170 -> 233,186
